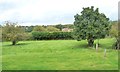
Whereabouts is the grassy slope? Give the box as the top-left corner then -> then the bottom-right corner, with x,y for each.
2,38 -> 118,70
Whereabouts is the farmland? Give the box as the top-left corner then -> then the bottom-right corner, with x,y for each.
2,38 -> 118,70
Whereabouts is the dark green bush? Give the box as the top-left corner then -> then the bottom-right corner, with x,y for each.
32,31 -> 73,40
112,40 -> 120,50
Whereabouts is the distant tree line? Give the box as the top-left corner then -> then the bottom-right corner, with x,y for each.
1,21 -> 74,45
19,24 -> 74,32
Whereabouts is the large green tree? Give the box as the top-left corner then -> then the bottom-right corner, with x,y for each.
2,21 -> 26,45
74,6 -> 110,47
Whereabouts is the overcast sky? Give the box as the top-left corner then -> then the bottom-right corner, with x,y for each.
0,0 -> 119,26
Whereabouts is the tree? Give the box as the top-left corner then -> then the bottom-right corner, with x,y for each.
55,24 -> 63,31
33,25 -> 46,32
73,6 -> 110,47
109,22 -> 119,49
110,22 -> 118,38
46,26 -> 60,32
63,24 -> 74,29
2,21 -> 26,45
23,26 -> 34,32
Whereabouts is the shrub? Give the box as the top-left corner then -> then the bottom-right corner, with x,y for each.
32,32 -> 73,40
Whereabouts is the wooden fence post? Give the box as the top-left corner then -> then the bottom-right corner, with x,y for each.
96,43 -> 98,52
104,49 -> 106,57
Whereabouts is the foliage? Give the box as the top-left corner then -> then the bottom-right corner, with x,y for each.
55,24 -> 63,31
55,24 -> 74,31
63,24 -> 74,29
25,26 -> 34,32
73,6 -> 110,47
33,25 -> 46,32
109,22 -> 118,38
46,26 -> 60,32
32,32 -> 73,40
22,33 -> 32,40
2,21 -> 27,45
109,22 -> 119,49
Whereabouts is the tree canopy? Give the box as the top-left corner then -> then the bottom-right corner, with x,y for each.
74,6 -> 110,47
2,21 -> 26,45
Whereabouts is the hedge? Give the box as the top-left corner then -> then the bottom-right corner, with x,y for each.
32,31 -> 74,40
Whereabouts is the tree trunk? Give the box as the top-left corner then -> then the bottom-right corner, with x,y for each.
87,38 -> 94,47
12,40 -> 16,45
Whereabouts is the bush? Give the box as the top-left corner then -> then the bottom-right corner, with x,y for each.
32,32 -> 73,40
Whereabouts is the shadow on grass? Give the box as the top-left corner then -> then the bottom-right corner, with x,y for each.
3,42 -> 30,47
72,42 -> 113,50
72,42 -> 91,49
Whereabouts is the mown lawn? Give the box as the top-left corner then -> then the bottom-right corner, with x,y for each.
2,38 -> 118,70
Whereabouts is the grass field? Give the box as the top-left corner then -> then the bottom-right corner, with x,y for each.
2,38 -> 118,70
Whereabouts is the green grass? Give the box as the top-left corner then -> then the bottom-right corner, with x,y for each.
2,38 -> 118,70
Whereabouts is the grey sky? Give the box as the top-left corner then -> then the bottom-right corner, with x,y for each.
0,0 -> 119,26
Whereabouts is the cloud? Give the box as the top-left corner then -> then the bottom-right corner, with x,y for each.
0,0 -> 119,26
